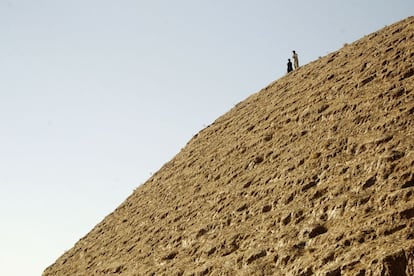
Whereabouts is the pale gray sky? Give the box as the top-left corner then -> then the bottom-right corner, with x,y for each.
0,1 -> 412,275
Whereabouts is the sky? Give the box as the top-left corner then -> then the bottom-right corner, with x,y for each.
0,1 -> 412,275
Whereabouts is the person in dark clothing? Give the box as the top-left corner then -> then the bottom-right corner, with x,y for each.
287,59 -> 293,73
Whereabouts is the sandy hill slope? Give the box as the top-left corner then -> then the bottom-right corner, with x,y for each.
44,17 -> 414,275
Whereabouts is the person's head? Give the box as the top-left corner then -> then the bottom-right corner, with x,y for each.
288,59 -> 291,61
293,50 -> 296,54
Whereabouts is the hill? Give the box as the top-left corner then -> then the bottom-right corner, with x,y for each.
44,17 -> 414,275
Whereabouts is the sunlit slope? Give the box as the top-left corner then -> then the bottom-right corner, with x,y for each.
44,16 -> 414,275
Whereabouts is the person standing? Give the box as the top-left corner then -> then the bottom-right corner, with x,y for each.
292,50 -> 299,70
287,59 -> 293,73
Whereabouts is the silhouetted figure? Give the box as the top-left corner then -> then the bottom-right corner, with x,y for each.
287,59 -> 293,73
292,50 -> 299,69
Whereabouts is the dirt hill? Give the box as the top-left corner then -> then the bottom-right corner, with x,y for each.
44,17 -> 414,275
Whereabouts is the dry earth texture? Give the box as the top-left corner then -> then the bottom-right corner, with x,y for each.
44,17 -> 414,275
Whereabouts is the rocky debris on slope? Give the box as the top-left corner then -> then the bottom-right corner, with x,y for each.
44,16 -> 414,275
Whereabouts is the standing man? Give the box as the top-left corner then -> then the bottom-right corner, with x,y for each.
287,59 -> 293,73
292,50 -> 299,70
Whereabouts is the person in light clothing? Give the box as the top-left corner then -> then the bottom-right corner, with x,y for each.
292,50 -> 299,70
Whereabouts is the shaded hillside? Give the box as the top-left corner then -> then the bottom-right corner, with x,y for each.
44,17 -> 414,275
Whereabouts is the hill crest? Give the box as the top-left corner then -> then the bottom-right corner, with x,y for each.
44,16 -> 414,275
